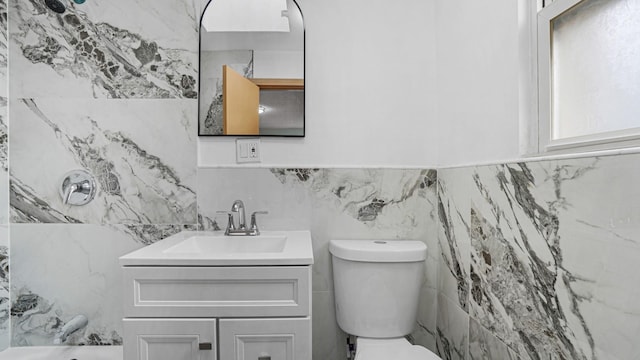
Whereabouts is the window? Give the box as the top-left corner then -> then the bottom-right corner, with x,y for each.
535,0 -> 640,153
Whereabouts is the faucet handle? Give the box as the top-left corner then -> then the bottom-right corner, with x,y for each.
60,170 -> 97,206
216,211 -> 235,232
250,211 -> 268,233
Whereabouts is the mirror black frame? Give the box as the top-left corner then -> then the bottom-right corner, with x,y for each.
197,0 -> 306,137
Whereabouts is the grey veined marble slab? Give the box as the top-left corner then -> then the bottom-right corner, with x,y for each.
437,167 -> 472,312
0,226 -> 8,351
269,168 -> 437,230
0,0 -> 7,99
10,224 -> 142,346
462,155 -> 640,360
9,98 -> 197,225
0,97 -> 7,225
9,0 -> 198,98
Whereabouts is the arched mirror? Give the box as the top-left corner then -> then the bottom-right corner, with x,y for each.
198,0 -> 305,136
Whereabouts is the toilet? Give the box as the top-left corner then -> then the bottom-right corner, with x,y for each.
330,239 -> 441,360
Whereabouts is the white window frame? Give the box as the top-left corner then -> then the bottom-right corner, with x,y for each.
525,0 -> 640,155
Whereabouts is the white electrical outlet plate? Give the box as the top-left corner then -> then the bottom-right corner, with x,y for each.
236,138 -> 261,163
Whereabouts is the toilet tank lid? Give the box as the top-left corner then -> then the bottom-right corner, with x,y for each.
329,240 -> 427,262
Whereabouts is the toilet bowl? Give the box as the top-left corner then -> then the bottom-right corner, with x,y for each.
329,239 -> 442,360
355,338 -> 440,360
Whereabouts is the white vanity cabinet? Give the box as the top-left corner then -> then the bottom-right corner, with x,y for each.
218,318 -> 311,360
122,265 -> 312,360
123,318 -> 217,360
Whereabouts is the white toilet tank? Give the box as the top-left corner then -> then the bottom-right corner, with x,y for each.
329,239 -> 427,338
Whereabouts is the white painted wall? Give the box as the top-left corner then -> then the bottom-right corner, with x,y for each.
254,50 -> 303,78
198,0 -> 529,168
198,0 -> 439,167
435,0 -> 521,167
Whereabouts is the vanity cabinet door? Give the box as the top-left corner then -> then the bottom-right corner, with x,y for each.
123,319 -> 217,360
219,317 -> 311,360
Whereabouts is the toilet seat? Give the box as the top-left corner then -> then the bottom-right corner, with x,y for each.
355,337 -> 441,360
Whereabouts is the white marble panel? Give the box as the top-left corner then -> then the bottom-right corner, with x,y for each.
114,224 -> 199,246
9,0 -> 197,98
0,225 -> 7,351
10,98 -> 197,225
75,0 -> 198,50
549,154 -> 640,360
413,287 -> 438,353
469,318 -> 518,360
465,154 -> 640,360
0,0 -> 6,225
272,168 -> 439,288
10,224 -> 142,346
436,293 -> 469,360
468,162 -> 590,359
268,169 -> 435,231
197,167 -> 313,232
0,0 -> 6,99
437,167 -> 472,311
0,97 -> 6,224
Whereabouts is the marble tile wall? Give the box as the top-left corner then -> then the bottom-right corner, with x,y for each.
198,167 -> 440,359
4,0 -> 640,358
0,0 -> 7,351
7,0 -> 198,348
3,0 -> 440,356
437,153 -> 640,360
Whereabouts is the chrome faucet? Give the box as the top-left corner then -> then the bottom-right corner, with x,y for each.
231,200 -> 247,230
217,200 -> 268,236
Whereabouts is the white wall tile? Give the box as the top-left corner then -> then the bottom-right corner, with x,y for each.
9,0 -> 197,99
441,154 -> 640,360
198,167 -> 439,358
10,99 -> 197,224
10,224 -> 142,346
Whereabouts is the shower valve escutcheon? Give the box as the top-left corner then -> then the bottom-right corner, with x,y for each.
60,169 -> 97,206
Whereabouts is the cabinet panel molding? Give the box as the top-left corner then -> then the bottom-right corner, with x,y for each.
219,317 -> 312,360
123,266 -> 311,318
123,319 -> 216,360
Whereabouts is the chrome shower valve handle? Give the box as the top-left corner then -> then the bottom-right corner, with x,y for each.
60,169 -> 97,206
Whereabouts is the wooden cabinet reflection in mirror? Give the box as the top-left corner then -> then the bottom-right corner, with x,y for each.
222,65 -> 303,136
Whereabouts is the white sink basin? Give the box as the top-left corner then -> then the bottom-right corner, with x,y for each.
119,230 -> 313,266
164,235 -> 287,254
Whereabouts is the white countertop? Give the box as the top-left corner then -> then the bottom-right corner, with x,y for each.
119,230 -> 314,266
